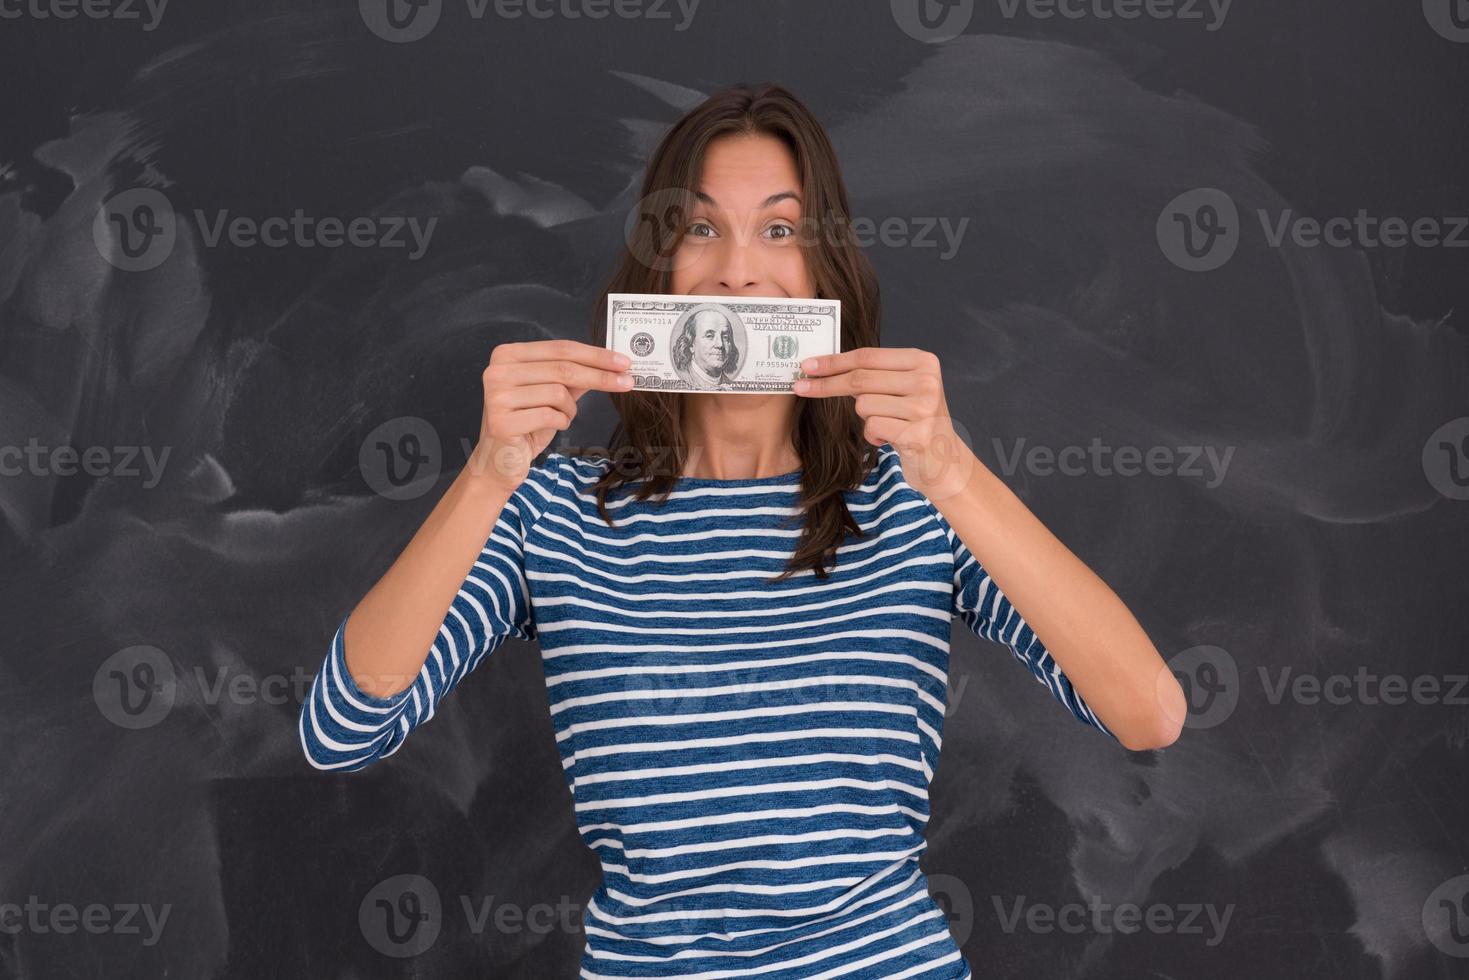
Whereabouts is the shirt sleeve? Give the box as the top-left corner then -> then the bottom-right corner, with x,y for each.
908,470 -> 1119,742
298,454 -> 565,771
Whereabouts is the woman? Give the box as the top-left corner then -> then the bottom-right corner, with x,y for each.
300,83 -> 1185,979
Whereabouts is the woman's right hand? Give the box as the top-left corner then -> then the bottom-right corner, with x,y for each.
468,339 -> 633,493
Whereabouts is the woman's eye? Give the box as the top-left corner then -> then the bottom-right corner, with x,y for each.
767,223 -> 795,240
687,222 -> 716,238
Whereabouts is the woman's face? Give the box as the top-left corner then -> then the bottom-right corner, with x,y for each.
669,133 -> 816,300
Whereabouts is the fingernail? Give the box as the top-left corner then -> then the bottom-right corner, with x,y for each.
614,354 -> 631,368
618,374 -> 634,387
792,379 -> 809,393
800,358 -> 817,371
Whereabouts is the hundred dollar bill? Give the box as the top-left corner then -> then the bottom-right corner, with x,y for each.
605,293 -> 841,394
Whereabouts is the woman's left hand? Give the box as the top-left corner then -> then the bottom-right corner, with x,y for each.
793,346 -> 978,499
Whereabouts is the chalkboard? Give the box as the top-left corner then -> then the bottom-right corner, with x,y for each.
0,2 -> 1466,977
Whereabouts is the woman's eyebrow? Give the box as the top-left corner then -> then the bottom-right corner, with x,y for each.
694,190 -> 802,209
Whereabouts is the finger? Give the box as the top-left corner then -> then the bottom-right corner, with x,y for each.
495,383 -> 578,419
502,339 -> 631,372
851,393 -> 917,421
861,415 -> 907,446
495,406 -> 573,437
794,367 -> 925,398
800,347 -> 932,376
498,360 -> 634,393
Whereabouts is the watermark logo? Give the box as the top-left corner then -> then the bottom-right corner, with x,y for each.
928,873 -> 975,946
93,646 -> 177,730
359,874 -> 583,956
1157,187 -> 1239,272
623,189 -> 972,273
360,416 -> 444,500
1161,645 -> 1466,726
360,0 -> 443,43
359,427 -> 735,502
1423,0 -> 1469,42
624,187 -> 702,274
361,874 -> 442,957
1159,187 -> 1469,271
1423,873 -> 1469,958
93,188 -> 178,272
1423,417 -> 1469,500
93,188 -> 437,271
1167,644 -> 1239,730
891,0 -> 974,43
617,665 -> 712,718
94,643 -> 418,730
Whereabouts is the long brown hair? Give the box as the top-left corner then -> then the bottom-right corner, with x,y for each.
587,82 -> 881,581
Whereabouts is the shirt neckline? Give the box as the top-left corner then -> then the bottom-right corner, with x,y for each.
670,467 -> 804,487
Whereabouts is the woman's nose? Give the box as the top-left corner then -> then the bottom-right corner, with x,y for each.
715,223 -> 760,292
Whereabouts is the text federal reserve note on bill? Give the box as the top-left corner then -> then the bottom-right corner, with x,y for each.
605,293 -> 841,394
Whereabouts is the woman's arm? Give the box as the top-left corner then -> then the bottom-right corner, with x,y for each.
795,346 -> 1187,752
299,340 -> 633,771
339,339 -> 630,700
299,459 -> 551,772
918,449 -> 1186,751
341,459 -> 517,700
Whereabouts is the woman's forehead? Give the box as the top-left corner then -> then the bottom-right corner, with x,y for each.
696,135 -> 801,207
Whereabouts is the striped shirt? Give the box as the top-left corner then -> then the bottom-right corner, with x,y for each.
300,443 -> 1116,978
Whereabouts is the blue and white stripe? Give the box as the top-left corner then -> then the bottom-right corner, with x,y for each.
301,443 -> 1115,978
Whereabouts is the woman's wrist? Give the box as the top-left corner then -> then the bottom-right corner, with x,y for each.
461,443 -> 525,500
903,439 -> 985,504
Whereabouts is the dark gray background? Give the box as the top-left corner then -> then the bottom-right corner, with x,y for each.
1,1 -> 1467,977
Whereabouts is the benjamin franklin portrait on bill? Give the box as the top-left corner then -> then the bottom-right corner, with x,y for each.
670,304 -> 747,390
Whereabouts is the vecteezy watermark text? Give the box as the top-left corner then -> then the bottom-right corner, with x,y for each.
991,436 -> 1235,488
0,438 -> 170,488
0,896 -> 171,946
0,0 -> 168,30
92,645 -> 425,730
890,0 -> 1230,43
1166,645 -> 1469,731
622,189 -> 971,273
360,875 -> 583,957
93,188 -> 437,272
1158,187 -> 1469,272
993,894 -> 1234,946
360,0 -> 701,43
1259,667 -> 1469,707
994,0 -> 1231,31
